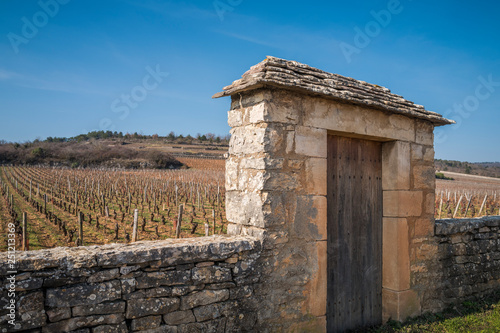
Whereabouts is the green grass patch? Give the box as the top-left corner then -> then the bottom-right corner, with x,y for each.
357,291 -> 500,332
436,172 -> 454,181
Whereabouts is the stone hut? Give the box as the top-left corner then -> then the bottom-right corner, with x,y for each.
214,56 -> 454,331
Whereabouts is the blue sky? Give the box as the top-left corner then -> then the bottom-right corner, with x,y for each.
0,0 -> 499,162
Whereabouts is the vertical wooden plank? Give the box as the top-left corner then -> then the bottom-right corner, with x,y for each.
327,136 -> 382,332
327,135 -> 338,332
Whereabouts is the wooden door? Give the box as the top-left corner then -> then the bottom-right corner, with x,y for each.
327,135 -> 383,332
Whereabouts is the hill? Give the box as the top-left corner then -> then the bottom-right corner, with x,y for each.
435,159 -> 500,179
0,131 -> 229,169
0,140 -> 183,169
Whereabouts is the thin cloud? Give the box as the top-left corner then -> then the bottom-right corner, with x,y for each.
0,69 -> 22,80
214,30 -> 283,49
124,0 -> 217,21
0,71 -> 108,96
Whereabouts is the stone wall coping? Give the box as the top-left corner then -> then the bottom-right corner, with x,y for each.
0,235 -> 260,275
435,216 -> 500,235
213,56 -> 454,126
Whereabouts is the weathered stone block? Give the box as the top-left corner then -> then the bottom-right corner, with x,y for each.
294,195 -> 327,241
120,265 -> 141,276
10,310 -> 46,331
230,90 -> 269,110
425,193 -> 435,215
178,318 -> 226,333
225,157 -> 239,191
92,322 -> 128,333
16,277 -> 43,291
228,109 -> 243,127
248,102 -> 267,124
230,285 -> 253,300
304,158 -> 327,196
230,123 -> 286,156
46,307 -> 71,322
131,315 -> 162,331
41,314 -> 124,333
411,144 -> 424,160
253,95 -> 300,124
286,130 -> 295,154
415,120 -> 434,145
45,281 -> 121,307
180,289 -> 229,310
383,191 -> 423,217
126,297 -> 180,319
42,275 -> 86,288
87,269 -> 119,283
192,300 -> 238,322
72,301 -> 126,317
303,241 -> 327,317
163,310 -> 196,325
303,98 -> 415,142
383,218 -> 410,290
423,147 -> 434,162
413,165 -> 435,190
382,289 -> 421,322
121,278 -> 136,296
18,291 -> 44,313
135,270 -> 191,289
295,126 -> 327,158
225,191 -> 265,228
414,218 -> 434,237
145,287 -> 174,298
229,126 -> 267,155
240,156 -> 284,170
192,266 -> 232,285
382,141 -> 410,190
415,243 -> 438,260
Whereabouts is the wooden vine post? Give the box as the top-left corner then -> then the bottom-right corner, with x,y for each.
22,212 -> 28,251
132,209 -> 138,242
479,194 -> 488,216
176,204 -> 183,239
453,195 -> 463,218
78,211 -> 83,246
212,209 -> 216,235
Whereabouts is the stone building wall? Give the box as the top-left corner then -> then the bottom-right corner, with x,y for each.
0,236 -> 261,333
221,86 -> 442,328
215,56 -> 454,328
412,216 -> 500,313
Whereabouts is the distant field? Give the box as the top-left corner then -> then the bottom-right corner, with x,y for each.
436,171 -> 500,195
436,171 -> 500,219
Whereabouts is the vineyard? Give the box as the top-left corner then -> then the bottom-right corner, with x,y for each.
435,172 -> 500,219
3,159 -> 500,252
0,159 -> 227,251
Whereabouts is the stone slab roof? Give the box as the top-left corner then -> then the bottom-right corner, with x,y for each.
213,56 -> 455,126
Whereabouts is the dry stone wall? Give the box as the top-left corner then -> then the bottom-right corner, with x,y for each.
412,216 -> 500,313
0,236 -> 261,333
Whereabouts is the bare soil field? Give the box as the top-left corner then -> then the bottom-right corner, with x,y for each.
436,171 -> 500,195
